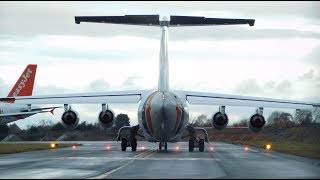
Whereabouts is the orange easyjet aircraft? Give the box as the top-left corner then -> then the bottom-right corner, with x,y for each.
0,64 -> 60,125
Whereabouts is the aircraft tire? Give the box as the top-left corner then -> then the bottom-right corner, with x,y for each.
189,139 -> 194,152
199,139 -> 205,152
121,138 -> 127,151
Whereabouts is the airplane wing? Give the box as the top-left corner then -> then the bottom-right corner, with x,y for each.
0,110 -> 53,117
20,106 -> 61,112
175,90 -> 320,109
0,90 -> 153,105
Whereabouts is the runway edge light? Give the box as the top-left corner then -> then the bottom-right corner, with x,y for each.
263,144 -> 271,150
50,143 -> 58,149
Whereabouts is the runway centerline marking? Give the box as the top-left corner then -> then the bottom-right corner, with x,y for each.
89,149 -> 158,179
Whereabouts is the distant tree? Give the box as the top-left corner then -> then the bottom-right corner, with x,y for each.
39,119 -> 53,127
294,109 -> 313,127
0,125 -> 9,140
76,122 -> 87,131
26,125 -> 45,140
312,107 -> 320,125
51,122 -> 65,131
233,118 -> 248,127
114,113 -> 130,129
191,114 -> 208,127
267,111 -> 294,128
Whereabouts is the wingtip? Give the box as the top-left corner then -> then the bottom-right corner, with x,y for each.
50,107 -> 56,115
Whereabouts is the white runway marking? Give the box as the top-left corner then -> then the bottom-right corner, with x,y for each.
89,149 -> 158,179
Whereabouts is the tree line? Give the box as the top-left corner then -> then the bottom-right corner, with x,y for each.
189,108 -> 320,128
0,113 -> 131,141
1,108 -> 319,141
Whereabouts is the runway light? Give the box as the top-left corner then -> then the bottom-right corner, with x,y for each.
141,146 -> 145,150
176,146 -> 180,150
210,146 -> 214,151
266,144 -> 271,150
264,144 -> 271,150
72,145 -> 76,150
50,143 -> 58,149
106,145 -> 111,150
244,146 -> 249,151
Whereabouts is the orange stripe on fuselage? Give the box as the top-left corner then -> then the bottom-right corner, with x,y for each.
174,105 -> 182,133
145,92 -> 157,135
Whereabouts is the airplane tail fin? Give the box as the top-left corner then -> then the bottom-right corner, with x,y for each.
7,64 -> 37,97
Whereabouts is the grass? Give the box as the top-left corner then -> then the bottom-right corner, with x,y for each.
0,143 -> 80,155
232,140 -> 320,159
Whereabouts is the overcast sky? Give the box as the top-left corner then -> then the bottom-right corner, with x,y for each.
1,1 -> 319,129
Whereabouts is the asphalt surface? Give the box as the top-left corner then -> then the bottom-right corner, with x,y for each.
0,141 -> 320,179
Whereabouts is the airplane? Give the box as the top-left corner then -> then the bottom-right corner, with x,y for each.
0,64 -> 60,126
1,15 -> 319,152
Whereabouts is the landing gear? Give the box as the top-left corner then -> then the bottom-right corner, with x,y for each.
188,138 -> 205,152
131,138 -> 137,152
199,139 -> 204,152
189,139 -> 194,152
186,125 -> 208,152
118,125 -> 144,152
159,142 -> 167,150
121,137 -> 137,151
121,138 -> 127,151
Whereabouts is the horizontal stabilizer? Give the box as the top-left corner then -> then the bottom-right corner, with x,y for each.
75,15 -> 160,26
170,15 -> 255,26
75,15 -> 255,27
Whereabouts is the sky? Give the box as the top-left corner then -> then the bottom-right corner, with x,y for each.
0,1 -> 319,129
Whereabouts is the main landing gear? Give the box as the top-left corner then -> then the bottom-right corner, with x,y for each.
121,137 -> 137,151
188,137 -> 205,152
118,125 -> 144,152
186,125 -> 207,152
159,142 -> 167,150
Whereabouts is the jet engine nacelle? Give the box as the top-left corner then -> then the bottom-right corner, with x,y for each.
249,114 -> 266,133
98,109 -> 115,128
61,109 -> 79,130
211,112 -> 229,130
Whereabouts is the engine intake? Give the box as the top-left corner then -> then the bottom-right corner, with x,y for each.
98,109 -> 115,128
61,109 -> 79,130
212,112 -> 229,130
249,114 -> 266,133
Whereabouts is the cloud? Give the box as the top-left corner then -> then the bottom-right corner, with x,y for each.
298,69 -> 314,81
1,2 -> 319,41
86,79 -> 111,92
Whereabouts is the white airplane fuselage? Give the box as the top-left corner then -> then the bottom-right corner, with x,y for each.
137,18 -> 189,143
0,103 -> 33,125
138,91 -> 189,142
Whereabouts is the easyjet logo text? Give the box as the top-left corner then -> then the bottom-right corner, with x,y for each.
13,68 -> 32,97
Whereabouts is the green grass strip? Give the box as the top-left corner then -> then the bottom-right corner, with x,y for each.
233,140 -> 320,159
0,143 -> 80,154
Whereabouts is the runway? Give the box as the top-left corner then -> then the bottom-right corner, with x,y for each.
0,141 -> 320,179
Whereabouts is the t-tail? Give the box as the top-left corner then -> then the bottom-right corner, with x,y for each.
7,64 -> 37,97
74,15 -> 255,92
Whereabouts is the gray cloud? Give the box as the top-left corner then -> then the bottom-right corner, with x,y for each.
298,69 -> 314,81
233,79 -> 295,99
85,79 -> 111,92
305,45 -> 320,68
0,77 -> 9,97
